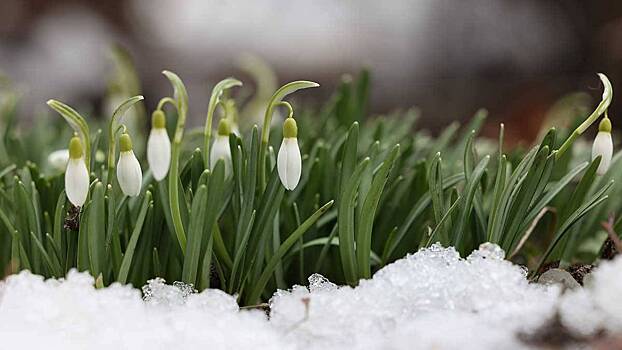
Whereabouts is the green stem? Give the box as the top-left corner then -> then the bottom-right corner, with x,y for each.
258,81 -> 319,189
157,97 -> 176,111
556,73 -> 612,160
106,95 -> 144,185
204,100 -> 226,165
204,78 -> 243,168
46,100 -> 91,172
163,70 -> 189,253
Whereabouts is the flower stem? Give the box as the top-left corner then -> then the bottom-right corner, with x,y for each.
204,78 -> 242,168
163,70 -> 189,253
258,81 -> 319,189
555,73 -> 612,160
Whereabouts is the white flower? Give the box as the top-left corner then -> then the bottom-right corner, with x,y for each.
592,116 -> 613,175
65,137 -> 89,207
147,110 -> 171,181
117,133 -> 142,197
147,129 -> 171,181
210,118 -> 232,176
592,132 -> 613,175
48,149 -> 69,170
210,135 -> 231,176
277,117 -> 301,191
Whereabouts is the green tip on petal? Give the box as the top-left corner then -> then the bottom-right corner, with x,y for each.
217,118 -> 231,136
599,117 -> 612,133
119,133 -> 133,152
152,110 -> 166,129
283,117 -> 298,138
68,136 -> 83,159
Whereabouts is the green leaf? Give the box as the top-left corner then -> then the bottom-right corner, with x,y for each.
452,155 -> 490,248
340,122 -> 359,194
535,180 -> 613,272
426,195 -> 462,247
248,200 -> 334,304
87,181 -> 106,278
338,157 -> 370,285
356,144 -> 399,278
488,145 -> 539,243
182,184 -> 208,285
229,210 -> 256,293
77,203 -> 90,272
382,173 -> 464,263
118,191 -> 152,284
29,231 -> 62,277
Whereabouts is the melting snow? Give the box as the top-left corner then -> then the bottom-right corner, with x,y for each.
0,243 -> 620,349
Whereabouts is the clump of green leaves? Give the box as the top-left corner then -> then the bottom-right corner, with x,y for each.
0,63 -> 619,305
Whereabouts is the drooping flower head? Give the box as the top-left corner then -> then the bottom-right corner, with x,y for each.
277,117 -> 301,190
592,116 -> 613,175
65,136 -> 89,207
117,132 -> 142,197
210,118 -> 232,176
147,110 -> 171,181
49,149 -> 69,171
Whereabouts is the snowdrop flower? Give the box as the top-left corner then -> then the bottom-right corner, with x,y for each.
65,136 -> 89,207
147,110 -> 171,181
117,133 -> 142,197
277,117 -> 301,190
48,149 -> 69,170
210,118 -> 232,176
592,116 -> 613,175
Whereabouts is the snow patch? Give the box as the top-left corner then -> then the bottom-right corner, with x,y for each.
0,243 -> 621,349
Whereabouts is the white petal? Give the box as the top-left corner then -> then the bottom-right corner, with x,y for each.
147,128 -> 171,181
65,157 -> 89,206
49,149 -> 70,171
592,131 -> 613,175
277,138 -> 301,190
210,136 -> 232,176
117,151 -> 143,197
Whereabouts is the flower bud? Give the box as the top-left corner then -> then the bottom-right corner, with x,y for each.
277,117 -> 301,190
592,117 -> 613,175
65,136 -> 89,206
117,133 -> 142,196
147,110 -> 171,181
210,119 -> 232,176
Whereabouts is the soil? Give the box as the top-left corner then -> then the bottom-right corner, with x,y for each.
518,312 -> 604,349
601,237 -> 619,260
566,264 -> 593,285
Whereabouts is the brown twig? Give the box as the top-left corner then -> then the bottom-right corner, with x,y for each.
601,213 -> 622,253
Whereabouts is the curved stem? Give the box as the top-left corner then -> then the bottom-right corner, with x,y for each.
46,99 -> 91,171
556,73 -> 613,160
106,95 -> 144,185
204,100 -> 226,164
275,101 -> 294,119
157,97 -> 177,111
204,78 -> 243,167
258,81 -> 319,189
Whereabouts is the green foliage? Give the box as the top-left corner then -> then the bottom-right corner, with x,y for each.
0,66 -> 618,305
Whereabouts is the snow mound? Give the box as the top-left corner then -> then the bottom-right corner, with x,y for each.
0,270 -> 288,349
0,243 -> 620,349
270,243 -> 557,349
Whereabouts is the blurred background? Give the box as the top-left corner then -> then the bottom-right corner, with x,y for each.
1,0 -> 621,144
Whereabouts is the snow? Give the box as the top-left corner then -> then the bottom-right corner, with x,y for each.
0,243 -> 621,349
